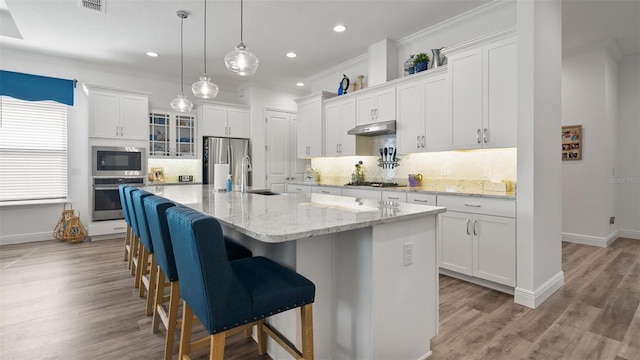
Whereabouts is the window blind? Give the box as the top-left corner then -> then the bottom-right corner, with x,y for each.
0,96 -> 67,202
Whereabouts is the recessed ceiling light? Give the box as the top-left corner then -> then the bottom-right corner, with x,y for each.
333,24 -> 346,33
286,52 -> 297,58
296,82 -> 305,87
146,52 -> 159,57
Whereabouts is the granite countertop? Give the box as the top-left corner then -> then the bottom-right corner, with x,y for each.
142,184 -> 446,243
292,181 -> 516,200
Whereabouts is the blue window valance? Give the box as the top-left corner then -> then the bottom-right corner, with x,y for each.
0,70 -> 75,106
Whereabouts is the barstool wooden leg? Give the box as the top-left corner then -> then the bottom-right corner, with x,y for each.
257,319 -> 267,355
179,301 -> 195,360
152,266 -> 166,333
145,256 -> 158,315
209,332 -> 226,360
164,281 -> 181,360
301,304 -> 314,360
135,242 -> 147,292
124,226 -> 131,262
130,235 -> 139,276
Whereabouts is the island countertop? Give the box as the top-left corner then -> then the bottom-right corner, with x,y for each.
143,184 -> 446,243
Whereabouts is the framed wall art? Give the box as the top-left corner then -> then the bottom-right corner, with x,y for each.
151,167 -> 165,182
562,125 -> 582,160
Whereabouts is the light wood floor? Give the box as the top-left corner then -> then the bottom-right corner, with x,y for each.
1,237 -> 638,359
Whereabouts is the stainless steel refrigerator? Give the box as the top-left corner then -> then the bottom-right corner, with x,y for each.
203,137 -> 251,187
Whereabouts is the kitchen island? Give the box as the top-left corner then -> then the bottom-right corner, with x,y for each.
143,184 -> 446,360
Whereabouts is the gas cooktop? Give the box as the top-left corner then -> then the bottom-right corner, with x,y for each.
344,182 -> 405,188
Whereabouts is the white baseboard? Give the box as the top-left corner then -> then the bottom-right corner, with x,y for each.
439,268 -> 514,295
514,271 -> 564,309
0,232 -> 55,246
619,229 -> 640,240
422,350 -> 433,359
562,231 -> 619,248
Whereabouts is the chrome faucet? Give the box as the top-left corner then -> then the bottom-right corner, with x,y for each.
240,155 -> 252,193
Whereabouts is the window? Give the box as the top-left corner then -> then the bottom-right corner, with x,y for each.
0,96 -> 67,202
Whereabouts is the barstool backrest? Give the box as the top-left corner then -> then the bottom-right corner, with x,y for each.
124,187 -> 141,237
118,184 -> 131,226
132,189 -> 154,252
166,206 -> 252,332
144,195 -> 178,281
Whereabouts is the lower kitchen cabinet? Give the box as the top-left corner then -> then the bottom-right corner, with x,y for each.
341,188 -> 382,201
286,184 -> 312,194
438,195 -> 516,287
312,186 -> 341,196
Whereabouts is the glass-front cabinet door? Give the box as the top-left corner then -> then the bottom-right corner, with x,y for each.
149,110 -> 196,158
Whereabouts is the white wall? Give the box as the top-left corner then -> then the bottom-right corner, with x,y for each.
561,48 -> 619,246
616,56 -> 640,239
0,47 -> 241,245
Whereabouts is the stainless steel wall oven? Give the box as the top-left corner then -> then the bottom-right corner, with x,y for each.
92,177 -> 145,221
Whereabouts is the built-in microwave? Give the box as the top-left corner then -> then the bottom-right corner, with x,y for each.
92,146 -> 147,177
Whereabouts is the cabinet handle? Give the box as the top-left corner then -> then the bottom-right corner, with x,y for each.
339,144 -> 342,153
483,128 -> 488,143
321,190 -> 330,194
421,135 -> 426,148
116,126 -> 119,136
466,219 -> 471,235
370,109 -> 374,119
387,196 -> 400,200
477,129 -> 481,144
374,108 -> 378,119
473,220 -> 478,236
296,187 -> 302,191
414,199 -> 429,203
464,203 -> 482,207
417,136 -> 421,148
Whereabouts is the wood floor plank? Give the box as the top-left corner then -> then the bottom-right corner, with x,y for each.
2,237 -> 639,359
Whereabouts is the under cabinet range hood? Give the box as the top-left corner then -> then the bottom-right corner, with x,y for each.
347,120 -> 396,136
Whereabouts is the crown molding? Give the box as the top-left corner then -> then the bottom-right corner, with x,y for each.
396,0 -> 515,47
305,53 -> 369,83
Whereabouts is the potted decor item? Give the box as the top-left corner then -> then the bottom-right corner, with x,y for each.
414,53 -> 430,73
352,160 -> 365,184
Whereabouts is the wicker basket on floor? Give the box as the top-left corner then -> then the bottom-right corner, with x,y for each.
53,203 -> 88,243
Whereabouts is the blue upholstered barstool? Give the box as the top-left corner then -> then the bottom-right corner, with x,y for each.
118,184 -> 133,267
166,206 -> 315,360
144,195 -> 254,360
123,187 -> 141,280
132,189 -> 156,315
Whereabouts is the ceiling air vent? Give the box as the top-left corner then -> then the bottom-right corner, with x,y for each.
79,0 -> 105,13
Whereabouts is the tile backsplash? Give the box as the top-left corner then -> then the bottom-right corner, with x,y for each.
148,158 -> 200,183
311,148 -> 517,185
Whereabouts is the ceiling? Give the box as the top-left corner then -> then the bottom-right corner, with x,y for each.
1,0 -> 638,93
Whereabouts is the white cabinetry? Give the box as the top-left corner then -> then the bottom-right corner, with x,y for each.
149,110 -> 196,158
199,104 -> 250,138
445,29 -> 517,150
296,92 -> 336,158
312,186 -> 342,196
286,184 -> 312,194
325,97 -> 356,156
382,191 -> 406,202
396,69 -> 450,153
356,86 -> 396,126
87,85 -> 149,140
437,195 -> 516,287
341,188 -> 382,201
407,193 -> 437,205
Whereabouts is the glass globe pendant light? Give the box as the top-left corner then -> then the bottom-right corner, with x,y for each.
224,0 -> 259,76
170,11 -> 193,112
191,0 -> 219,98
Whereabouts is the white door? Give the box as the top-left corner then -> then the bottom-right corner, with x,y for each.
120,94 -> 149,140
423,74 -> 451,151
324,102 -> 342,156
201,105 -> 228,137
396,80 -> 424,154
483,38 -> 517,148
266,110 -> 290,192
449,48 -> 483,150
289,114 -> 306,182
228,107 -> 251,138
90,91 -> 120,138
373,87 -> 396,122
473,214 -> 516,286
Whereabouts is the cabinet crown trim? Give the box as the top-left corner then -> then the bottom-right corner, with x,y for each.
442,27 -> 516,55
83,83 -> 151,96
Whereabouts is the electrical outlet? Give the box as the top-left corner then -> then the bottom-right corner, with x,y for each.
404,242 -> 413,266
440,167 -> 447,176
610,216 -> 615,225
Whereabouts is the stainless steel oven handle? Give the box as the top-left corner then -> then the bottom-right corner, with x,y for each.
93,186 -> 120,190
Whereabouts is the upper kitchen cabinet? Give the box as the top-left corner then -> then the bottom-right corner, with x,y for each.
86,85 -> 150,141
356,86 -> 396,126
296,92 -> 336,159
445,29 -> 517,150
199,103 -> 250,138
149,109 -> 196,158
325,96 -> 356,156
396,68 -> 450,153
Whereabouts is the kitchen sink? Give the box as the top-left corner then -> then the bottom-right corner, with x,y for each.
246,189 -> 282,196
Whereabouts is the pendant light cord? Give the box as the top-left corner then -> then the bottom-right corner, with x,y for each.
180,14 -> 185,93
240,0 -> 244,42
203,0 -> 207,74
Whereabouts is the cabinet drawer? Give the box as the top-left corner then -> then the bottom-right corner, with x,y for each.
287,184 -> 311,194
312,186 -> 341,196
437,195 -> 515,217
407,193 -> 437,205
341,188 -> 382,201
381,191 -> 406,203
